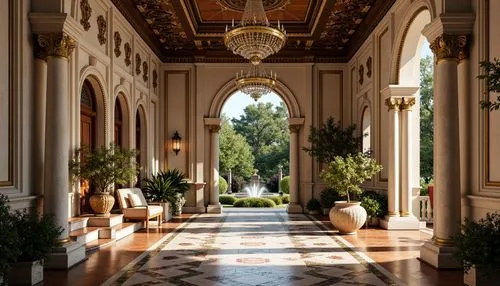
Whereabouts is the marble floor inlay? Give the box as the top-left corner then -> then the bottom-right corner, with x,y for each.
102,209 -> 403,286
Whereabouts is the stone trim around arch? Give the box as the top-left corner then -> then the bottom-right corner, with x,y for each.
208,78 -> 301,119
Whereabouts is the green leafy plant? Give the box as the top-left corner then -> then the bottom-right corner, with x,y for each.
268,196 -> 283,205
219,195 -> 237,205
360,197 -> 380,218
219,176 -> 228,194
360,191 -> 387,217
320,153 -> 383,202
142,169 -> 189,214
0,195 -> 20,284
69,144 -> 139,194
306,198 -> 321,211
452,212 -> 500,276
478,58 -> 500,110
303,117 -> 362,163
281,194 -> 290,204
280,176 -> 290,194
233,198 -> 276,208
12,211 -> 62,262
320,188 -> 344,208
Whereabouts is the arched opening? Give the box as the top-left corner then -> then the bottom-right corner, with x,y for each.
136,106 -> 147,186
114,93 -> 130,149
361,106 -> 371,154
80,79 -> 97,150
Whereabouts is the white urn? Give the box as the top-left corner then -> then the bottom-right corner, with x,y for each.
329,201 -> 367,234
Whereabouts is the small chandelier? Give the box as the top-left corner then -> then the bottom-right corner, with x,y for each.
236,63 -> 277,101
224,0 -> 287,65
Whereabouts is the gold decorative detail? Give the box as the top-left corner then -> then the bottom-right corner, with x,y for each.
114,31 -> 122,57
387,211 -> 400,217
400,211 -> 411,217
433,236 -> 455,247
36,32 -> 76,59
208,125 -> 221,133
135,53 -> 141,75
217,0 -> 290,12
153,70 -> 158,88
430,34 -> 467,62
400,97 -> 416,111
366,57 -> 372,78
56,237 -> 72,246
142,61 -> 148,82
358,64 -> 364,85
288,124 -> 301,133
124,42 -> 131,66
97,15 -> 107,45
236,63 -> 276,101
80,0 -> 92,31
385,97 -> 402,111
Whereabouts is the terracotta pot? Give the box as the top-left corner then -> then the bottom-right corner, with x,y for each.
8,260 -> 43,285
89,192 -> 115,216
330,201 -> 367,234
428,185 -> 434,209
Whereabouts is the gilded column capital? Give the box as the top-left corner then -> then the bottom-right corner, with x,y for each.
289,124 -> 301,133
429,34 -> 467,62
385,97 -> 402,111
35,32 -> 76,59
400,97 -> 416,111
208,125 -> 221,133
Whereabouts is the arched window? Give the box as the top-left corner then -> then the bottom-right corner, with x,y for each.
361,106 -> 371,154
114,99 -> 123,147
80,80 -> 97,150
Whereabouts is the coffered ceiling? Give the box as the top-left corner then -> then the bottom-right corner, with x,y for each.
112,0 -> 396,63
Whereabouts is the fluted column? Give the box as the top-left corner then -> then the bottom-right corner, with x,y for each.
287,124 -> 303,213
420,34 -> 467,269
207,124 -> 222,213
33,53 -> 47,206
400,97 -> 416,217
36,32 -> 75,242
386,97 -> 401,218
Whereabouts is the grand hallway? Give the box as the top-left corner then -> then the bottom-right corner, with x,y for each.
45,209 -> 462,285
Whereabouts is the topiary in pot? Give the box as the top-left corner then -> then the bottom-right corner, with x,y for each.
306,198 -> 321,214
0,194 -> 20,285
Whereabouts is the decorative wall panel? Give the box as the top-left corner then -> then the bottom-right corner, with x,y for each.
0,1 -> 12,186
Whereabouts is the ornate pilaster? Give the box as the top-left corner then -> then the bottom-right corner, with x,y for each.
287,122 -> 303,214
35,32 -> 76,59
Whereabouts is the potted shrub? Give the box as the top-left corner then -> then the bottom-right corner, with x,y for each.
306,198 -> 321,215
143,169 -> 189,217
8,211 -> 62,285
320,188 -> 344,215
320,153 -> 382,234
360,191 -> 387,227
0,194 -> 20,285
69,144 -> 139,216
452,212 -> 500,286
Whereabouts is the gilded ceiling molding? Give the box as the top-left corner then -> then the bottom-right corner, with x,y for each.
429,34 -> 467,62
385,97 -> 402,111
399,97 -> 416,111
358,64 -> 364,85
135,53 -> 141,75
217,0 -> 289,12
97,15 -> 107,45
114,31 -> 122,57
142,62 -> 148,82
366,57 -> 372,78
36,32 -> 76,59
124,43 -> 132,66
80,0 -> 92,31
152,70 -> 158,88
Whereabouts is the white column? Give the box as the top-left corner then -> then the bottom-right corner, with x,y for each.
420,34 -> 466,269
228,169 -> 232,194
386,97 -> 401,218
287,124 -> 303,213
207,124 -> 222,213
34,57 -> 47,207
400,97 -> 416,217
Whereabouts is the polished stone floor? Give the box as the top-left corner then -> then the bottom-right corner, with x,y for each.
44,209 -> 463,286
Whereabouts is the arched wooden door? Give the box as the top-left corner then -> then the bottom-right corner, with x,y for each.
135,111 -> 142,186
114,99 -> 123,147
80,79 -> 97,214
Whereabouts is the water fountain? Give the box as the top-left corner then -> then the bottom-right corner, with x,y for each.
242,171 -> 267,197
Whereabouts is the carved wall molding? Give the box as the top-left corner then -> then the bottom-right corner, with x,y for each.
80,0 -> 92,31
358,64 -> 364,85
208,125 -> 221,133
124,42 -> 131,66
35,32 -> 76,59
430,34 -> 468,62
135,53 -> 141,75
142,61 -> 148,82
289,124 -> 301,133
114,31 -> 122,57
97,15 -> 107,45
152,70 -> 158,89
366,57 -> 372,78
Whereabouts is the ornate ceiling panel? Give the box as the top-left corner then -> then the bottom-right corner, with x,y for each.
111,0 -> 396,62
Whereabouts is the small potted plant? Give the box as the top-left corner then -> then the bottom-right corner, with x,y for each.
306,198 -> 321,215
8,211 -> 62,285
143,169 -> 189,217
360,191 -> 387,227
69,144 -> 139,216
320,188 -> 343,216
452,212 -> 500,286
0,194 -> 20,285
320,152 -> 382,234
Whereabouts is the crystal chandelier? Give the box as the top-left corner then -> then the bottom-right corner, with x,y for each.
224,0 -> 287,65
236,63 -> 277,101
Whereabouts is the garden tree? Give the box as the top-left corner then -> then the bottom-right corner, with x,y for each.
420,55 -> 434,180
232,102 -> 290,180
303,116 -> 362,163
219,116 -> 255,180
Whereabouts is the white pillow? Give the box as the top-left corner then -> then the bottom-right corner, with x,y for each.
128,193 -> 144,207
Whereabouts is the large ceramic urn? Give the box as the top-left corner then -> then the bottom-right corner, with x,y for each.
329,201 -> 367,234
89,192 -> 115,216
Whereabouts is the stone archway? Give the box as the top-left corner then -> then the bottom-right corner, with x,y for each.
206,79 -> 304,214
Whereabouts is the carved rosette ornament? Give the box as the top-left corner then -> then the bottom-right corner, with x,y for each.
429,34 -> 468,62
36,33 -> 76,59
385,97 -> 403,111
135,53 -> 141,75
366,57 -> 372,78
80,0 -> 92,31
97,15 -> 107,45
153,70 -> 158,89
399,97 -> 416,111
142,62 -> 148,82
124,43 -> 131,66
114,31 -> 122,57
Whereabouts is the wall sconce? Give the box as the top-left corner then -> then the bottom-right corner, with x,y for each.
172,131 -> 181,155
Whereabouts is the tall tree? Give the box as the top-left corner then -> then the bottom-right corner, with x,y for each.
219,116 -> 255,179
420,55 -> 434,180
232,102 -> 290,180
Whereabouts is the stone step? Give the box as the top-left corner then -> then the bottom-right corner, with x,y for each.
68,217 -> 89,232
70,221 -> 144,252
70,227 -> 100,244
85,238 -> 116,253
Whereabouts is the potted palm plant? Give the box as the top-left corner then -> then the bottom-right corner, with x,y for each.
69,144 -> 139,216
143,169 -> 189,217
320,153 -> 382,234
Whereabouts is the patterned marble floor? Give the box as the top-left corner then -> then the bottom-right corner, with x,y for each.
102,209 -> 403,286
